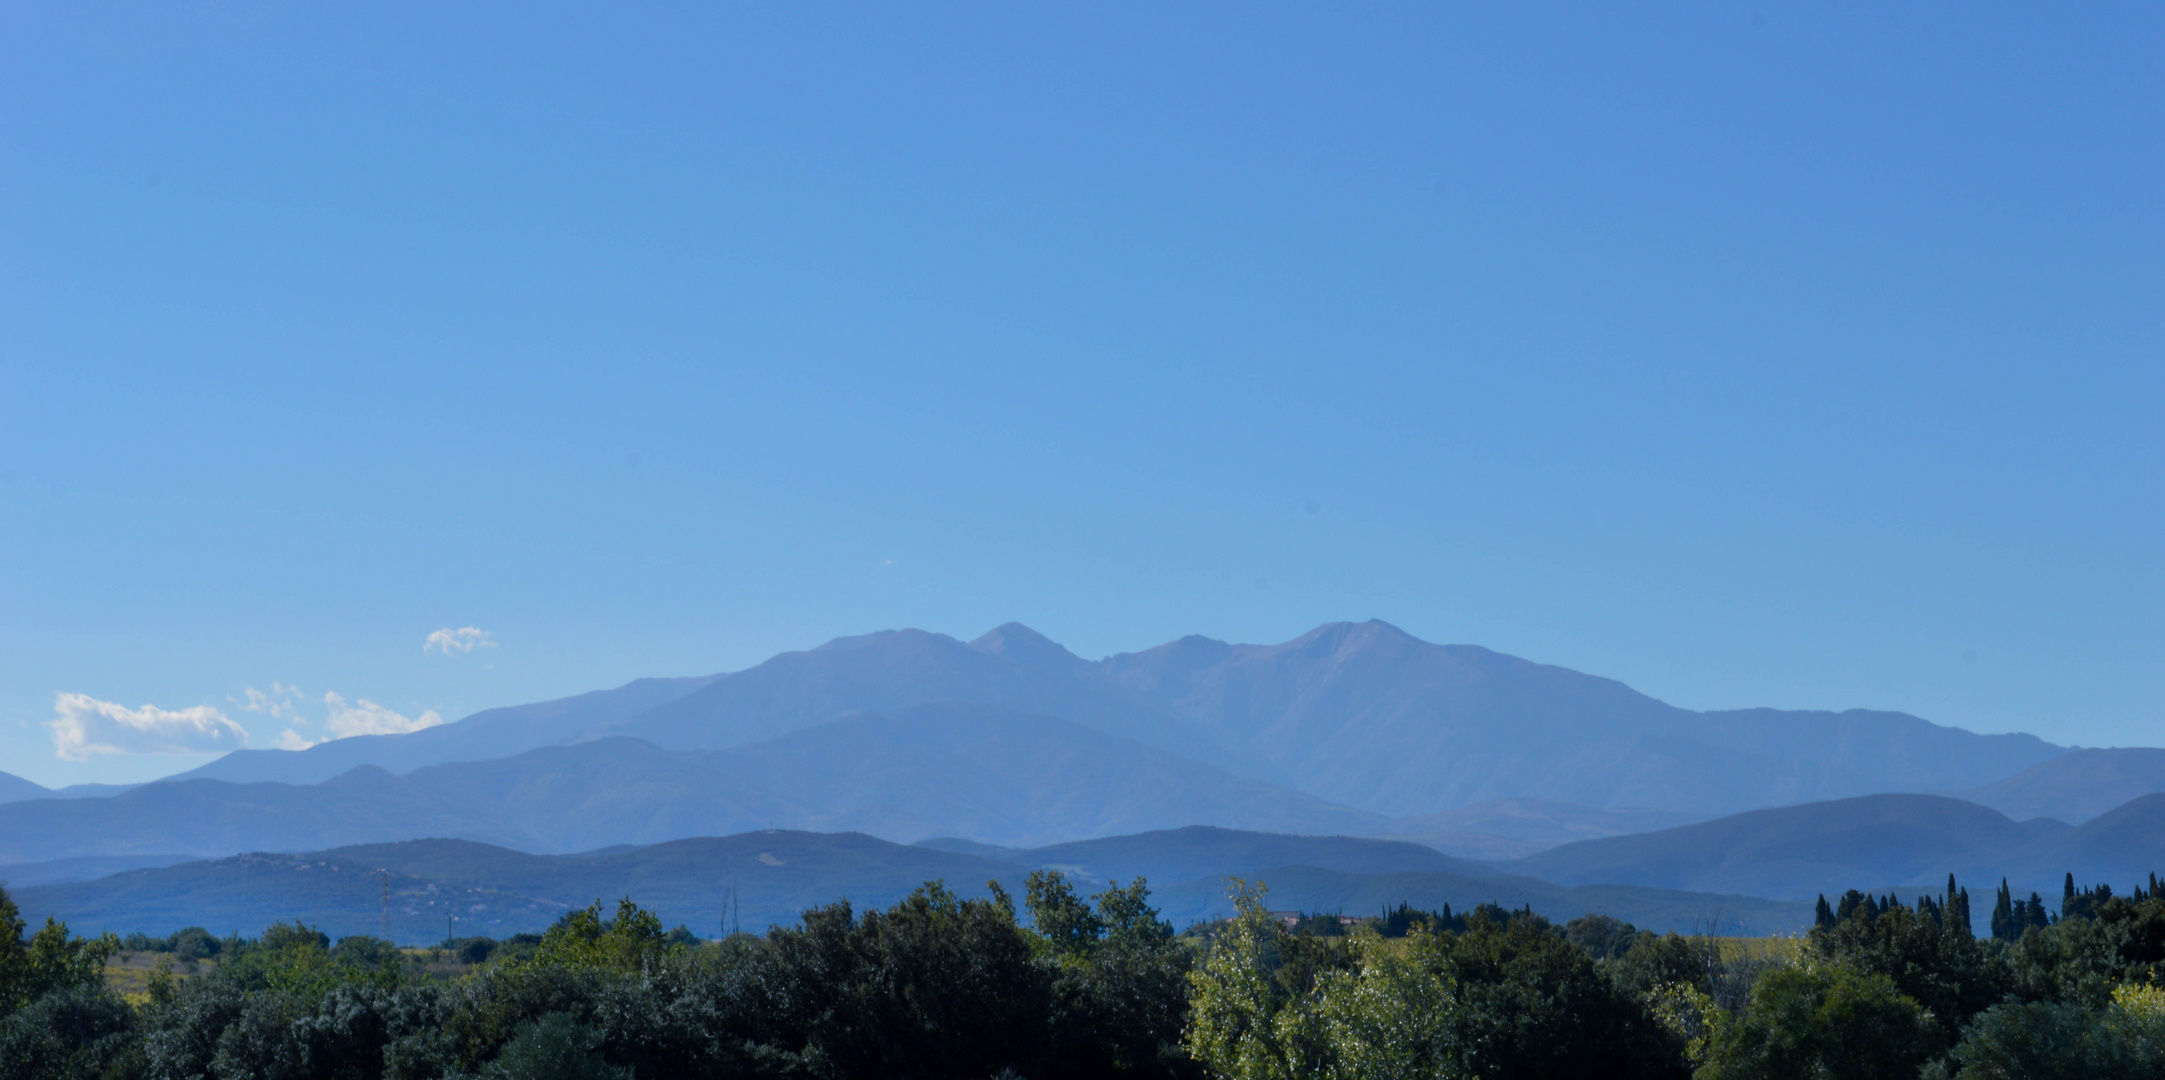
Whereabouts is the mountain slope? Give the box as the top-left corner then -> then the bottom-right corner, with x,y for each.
933,825 -> 1496,886
16,834 -> 1018,942
15,830 -> 1809,942
1953,748 -> 2165,824
1378,799 -> 1708,860
1508,794 -> 2056,901
0,770 -> 48,805
1098,621 -> 2063,816
0,854 -> 202,888
143,620 -> 2072,821
605,629 -> 1231,766
1935,792 -> 2165,898
0,772 -> 528,864
0,704 -> 1384,863
692,702 -> 1383,845
170,674 -> 722,786
1149,866 -> 1811,936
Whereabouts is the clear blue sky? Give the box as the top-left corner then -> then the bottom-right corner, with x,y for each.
2,3 -> 2159,786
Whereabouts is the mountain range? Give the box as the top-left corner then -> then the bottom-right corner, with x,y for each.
148,621 -> 2065,803
3,620 -> 2159,941
11,827 -> 1813,942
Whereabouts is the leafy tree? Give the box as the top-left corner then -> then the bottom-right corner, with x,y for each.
1026,870 -> 1106,957
2064,875 -> 2117,923
1925,982 -> 2165,1080
1313,928 -> 1468,1080
1997,893 -> 2165,1006
1993,879 -> 2055,942
0,886 -> 119,1014
0,983 -> 141,1080
482,1011 -> 627,1080
1435,909 -> 1679,1080
1041,877 -> 1192,1078
1565,913 -> 1641,960
331,934 -> 405,970
1184,879 -> 1332,1080
527,899 -> 677,974
747,880 -> 1058,1079
1187,882 -> 1677,1080
1689,961 -> 1942,1080
1808,878 -> 1999,1037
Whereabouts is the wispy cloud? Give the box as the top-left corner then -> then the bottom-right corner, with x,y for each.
424,626 -> 496,656
322,692 -> 444,739
271,692 -> 446,750
235,682 -> 306,721
49,693 -> 251,761
239,682 -> 448,751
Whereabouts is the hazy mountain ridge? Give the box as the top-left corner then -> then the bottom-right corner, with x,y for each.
135,621 -> 2074,824
0,703 -> 1384,864
1094,621 -> 2063,815
1437,788 -> 2165,932
170,674 -> 724,786
1952,748 -> 2165,824
913,825 -> 1500,886
1378,799 -> 1710,860
1933,793 -> 2165,895
1508,794 -> 2058,902
12,829 -> 1812,942
0,770 -> 46,804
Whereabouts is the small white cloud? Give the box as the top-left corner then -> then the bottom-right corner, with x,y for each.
235,682 -> 307,722
424,626 -> 496,656
49,693 -> 251,761
321,692 -> 443,739
275,728 -> 317,751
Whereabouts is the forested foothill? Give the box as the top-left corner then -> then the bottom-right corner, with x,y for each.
6,866 -> 2165,1080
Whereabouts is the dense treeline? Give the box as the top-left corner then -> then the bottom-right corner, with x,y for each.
3,869 -> 2163,1079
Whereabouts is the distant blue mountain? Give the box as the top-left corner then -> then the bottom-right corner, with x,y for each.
0,703 -> 1383,864
1500,790 -> 2165,929
1953,747 -> 2165,824
12,828 -> 1811,943
1508,794 -> 2057,902
170,674 -> 722,786
924,825 -> 1499,886
0,770 -> 47,804
147,621 -> 2069,821
1935,792 -> 2165,899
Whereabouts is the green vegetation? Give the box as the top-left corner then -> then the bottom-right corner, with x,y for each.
5,870 -> 2165,1078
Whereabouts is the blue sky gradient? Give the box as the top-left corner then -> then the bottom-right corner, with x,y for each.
2,3 -> 2159,785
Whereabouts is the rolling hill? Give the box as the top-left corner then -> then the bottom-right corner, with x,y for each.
1954,748 -> 2165,824
0,770 -> 47,804
1377,799 -> 1708,860
1507,794 -> 2065,902
14,828 -> 1812,943
1147,866 -> 1812,937
919,825 -> 1499,886
1935,792 -> 2165,896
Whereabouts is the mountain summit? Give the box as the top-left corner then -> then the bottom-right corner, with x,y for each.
164,621 -> 2064,821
